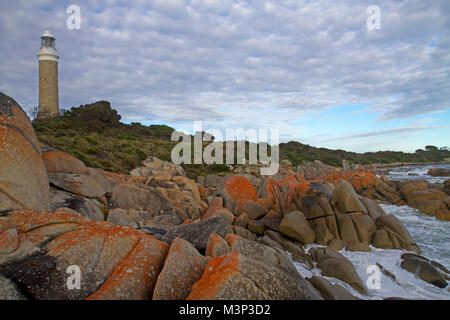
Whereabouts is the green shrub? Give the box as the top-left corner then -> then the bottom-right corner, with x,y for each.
83,136 -> 98,145
135,148 -> 147,161
159,154 -> 171,161
211,164 -> 230,172
87,148 -> 98,155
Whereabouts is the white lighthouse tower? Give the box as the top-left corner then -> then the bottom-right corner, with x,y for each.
37,30 -> 60,121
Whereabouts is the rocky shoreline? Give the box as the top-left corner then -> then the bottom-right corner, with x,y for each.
0,91 -> 449,300
361,161 -> 450,170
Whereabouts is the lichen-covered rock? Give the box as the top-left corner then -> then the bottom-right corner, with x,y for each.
110,182 -> 175,215
0,209 -> 168,300
106,208 -> 154,227
87,234 -> 169,300
220,175 -> 258,211
247,220 -> 266,235
205,233 -> 230,257
161,216 -> 232,251
202,205 -> 234,225
234,212 -> 248,228
152,214 -> 183,226
260,235 -> 284,251
225,233 -> 297,274
235,199 -> 266,219
263,218 -> 282,232
0,209 -> 86,266
42,149 -> 87,175
86,167 -> 114,194
187,252 -> 323,300
0,91 -> 51,212
130,156 -> 186,177
204,174 -> 224,188
48,173 -> 106,199
110,181 -> 202,221
153,238 -> 209,300
50,189 -> 105,221
232,225 -> 258,241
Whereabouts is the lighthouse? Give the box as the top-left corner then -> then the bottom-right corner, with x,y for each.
37,30 -> 59,121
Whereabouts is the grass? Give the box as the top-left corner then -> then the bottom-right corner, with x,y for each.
34,101 -> 450,179
33,101 -> 233,178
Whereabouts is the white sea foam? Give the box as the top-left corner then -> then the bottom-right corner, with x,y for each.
384,164 -> 450,184
294,165 -> 450,300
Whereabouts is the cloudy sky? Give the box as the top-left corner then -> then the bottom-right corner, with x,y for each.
0,0 -> 449,152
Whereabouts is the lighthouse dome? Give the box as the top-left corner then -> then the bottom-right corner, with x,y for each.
38,29 -> 59,62
41,30 -> 55,39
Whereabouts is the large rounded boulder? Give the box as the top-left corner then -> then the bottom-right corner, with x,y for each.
0,92 -> 51,212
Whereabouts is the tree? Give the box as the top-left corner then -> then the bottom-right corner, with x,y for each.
64,101 -> 121,128
425,145 -> 438,152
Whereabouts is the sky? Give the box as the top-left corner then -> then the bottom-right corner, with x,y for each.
0,0 -> 449,153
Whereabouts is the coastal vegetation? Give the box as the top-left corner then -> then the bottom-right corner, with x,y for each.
33,101 -> 450,176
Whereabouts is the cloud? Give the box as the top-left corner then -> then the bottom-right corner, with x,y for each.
307,124 -> 450,145
0,0 -> 448,149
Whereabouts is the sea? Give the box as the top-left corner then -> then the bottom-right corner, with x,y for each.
294,164 -> 450,300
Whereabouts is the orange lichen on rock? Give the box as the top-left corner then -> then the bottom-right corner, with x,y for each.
45,223 -> 115,256
86,235 -> 169,300
344,170 -> 380,193
0,228 -> 19,254
263,209 -> 282,220
200,202 -> 208,215
224,175 -> 258,202
294,181 -> 312,198
100,171 -> 129,185
187,252 -> 240,300
0,94 -> 52,212
42,150 -> 87,174
257,197 -> 273,212
0,209 -> 88,233
198,186 -> 208,201
153,238 -> 209,300
325,171 -> 343,185
201,197 -> 235,223
182,219 -> 193,225
202,206 -> 235,224
272,168 -> 382,199
207,198 -> 223,211
224,233 -> 239,248
205,233 -> 230,257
